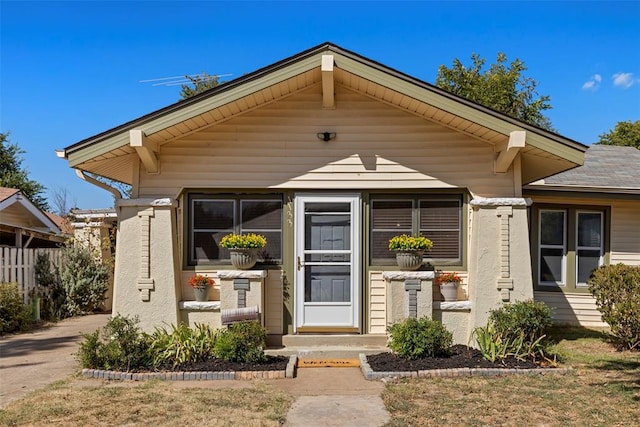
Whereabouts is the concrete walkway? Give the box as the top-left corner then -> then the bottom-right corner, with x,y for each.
271,367 -> 390,427
0,313 -> 111,408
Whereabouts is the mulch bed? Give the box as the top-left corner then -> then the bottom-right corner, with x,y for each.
367,345 -> 542,371
169,355 -> 289,372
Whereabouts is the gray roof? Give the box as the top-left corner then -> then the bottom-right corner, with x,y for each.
538,145 -> 640,192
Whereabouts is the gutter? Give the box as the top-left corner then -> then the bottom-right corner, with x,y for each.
75,169 -> 123,201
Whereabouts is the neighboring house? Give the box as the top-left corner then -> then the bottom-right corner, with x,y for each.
0,187 -> 69,248
525,145 -> 640,326
59,43 -> 598,345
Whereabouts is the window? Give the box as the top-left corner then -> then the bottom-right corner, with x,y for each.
535,206 -> 605,291
370,195 -> 462,265
189,195 -> 282,265
576,211 -> 603,286
539,210 -> 566,285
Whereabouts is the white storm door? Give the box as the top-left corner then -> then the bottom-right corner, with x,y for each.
294,195 -> 360,331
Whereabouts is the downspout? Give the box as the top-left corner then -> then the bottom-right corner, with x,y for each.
75,169 -> 123,201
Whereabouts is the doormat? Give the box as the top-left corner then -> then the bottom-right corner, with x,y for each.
297,358 -> 360,368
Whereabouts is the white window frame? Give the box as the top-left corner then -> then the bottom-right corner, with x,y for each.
538,209 -> 566,287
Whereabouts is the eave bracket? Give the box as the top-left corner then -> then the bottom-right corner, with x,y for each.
130,129 -> 159,174
495,131 -> 526,173
321,55 -> 335,109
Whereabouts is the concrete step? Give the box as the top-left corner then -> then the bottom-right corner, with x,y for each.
281,334 -> 388,348
266,334 -> 389,358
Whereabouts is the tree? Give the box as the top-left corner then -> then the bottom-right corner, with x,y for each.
51,186 -> 77,217
435,53 -> 554,130
0,132 -> 49,211
180,72 -> 220,99
596,120 -> 640,149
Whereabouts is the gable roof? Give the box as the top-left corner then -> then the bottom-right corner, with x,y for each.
60,42 -> 587,184
527,145 -> 640,194
0,187 -> 64,235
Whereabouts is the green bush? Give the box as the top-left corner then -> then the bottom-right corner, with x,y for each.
213,321 -> 268,363
148,322 -> 217,368
0,283 -> 32,335
58,244 -> 109,317
489,300 -> 553,345
588,264 -> 640,350
472,300 -> 554,364
77,314 -> 150,371
387,316 -> 452,360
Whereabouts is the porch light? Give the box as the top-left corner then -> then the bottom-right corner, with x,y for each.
317,132 -> 336,142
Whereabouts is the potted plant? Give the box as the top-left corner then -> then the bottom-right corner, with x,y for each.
188,274 -> 215,302
388,234 -> 433,270
220,233 -> 267,269
434,271 -> 462,301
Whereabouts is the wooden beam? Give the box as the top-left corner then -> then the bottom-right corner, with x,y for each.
129,130 -> 159,174
495,131 -> 526,173
321,54 -> 335,109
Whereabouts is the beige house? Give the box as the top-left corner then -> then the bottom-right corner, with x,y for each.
59,43 -> 607,345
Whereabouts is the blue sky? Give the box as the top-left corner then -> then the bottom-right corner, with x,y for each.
2,1 -> 639,209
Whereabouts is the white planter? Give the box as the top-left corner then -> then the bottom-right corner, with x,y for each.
394,250 -> 424,270
440,282 -> 458,301
229,248 -> 259,269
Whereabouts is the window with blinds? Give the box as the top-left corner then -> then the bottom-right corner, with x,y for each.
188,195 -> 283,265
371,196 -> 462,265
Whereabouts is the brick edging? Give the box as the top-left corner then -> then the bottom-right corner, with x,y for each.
358,354 -> 573,380
81,355 -> 298,381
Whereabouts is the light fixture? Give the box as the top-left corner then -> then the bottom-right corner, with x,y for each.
316,132 -> 336,142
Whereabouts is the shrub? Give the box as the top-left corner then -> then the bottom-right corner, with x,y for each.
489,299 -> 553,346
387,317 -> 452,360
0,283 -> 32,335
148,322 -> 217,368
58,244 -> 109,317
77,314 -> 150,371
588,264 -> 640,350
472,300 -> 554,364
213,321 -> 268,363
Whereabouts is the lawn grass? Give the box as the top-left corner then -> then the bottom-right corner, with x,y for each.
382,326 -> 640,427
0,379 -> 293,426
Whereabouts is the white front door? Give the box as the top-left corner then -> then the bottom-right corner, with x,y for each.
294,195 -> 360,332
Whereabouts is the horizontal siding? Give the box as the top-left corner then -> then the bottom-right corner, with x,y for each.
369,271 -> 387,334
535,291 -> 607,327
610,201 -> 640,265
139,85 -> 515,198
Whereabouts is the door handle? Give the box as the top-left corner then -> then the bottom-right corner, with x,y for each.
297,256 -> 303,271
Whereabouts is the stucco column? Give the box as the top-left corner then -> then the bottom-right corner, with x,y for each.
218,270 -> 267,323
112,198 -> 181,332
467,198 -> 534,330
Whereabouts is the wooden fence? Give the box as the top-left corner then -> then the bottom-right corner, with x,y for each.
1,247 -> 62,303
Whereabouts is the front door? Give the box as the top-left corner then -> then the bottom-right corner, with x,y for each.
294,195 -> 360,332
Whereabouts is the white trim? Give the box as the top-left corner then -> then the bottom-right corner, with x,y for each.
538,209 -> 566,287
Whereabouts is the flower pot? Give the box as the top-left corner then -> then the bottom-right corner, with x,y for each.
193,285 -> 210,302
229,248 -> 259,270
440,282 -> 458,301
394,250 -> 424,270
